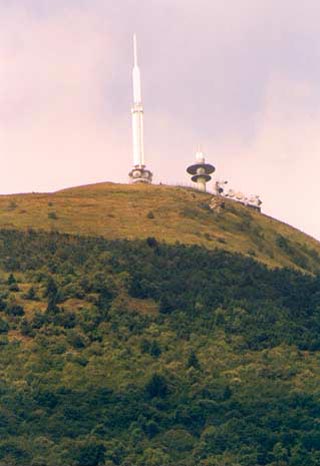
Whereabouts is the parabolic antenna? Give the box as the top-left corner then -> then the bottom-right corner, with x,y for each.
251,196 -> 262,206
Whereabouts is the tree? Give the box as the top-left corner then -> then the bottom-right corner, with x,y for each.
150,340 -> 161,358
44,277 -> 58,299
159,296 -> 175,314
145,420 -> 159,439
146,237 -> 158,248
187,350 -> 200,369
7,274 -> 16,286
139,448 -> 170,466
75,441 -> 106,466
25,286 -> 37,300
272,442 -> 288,464
145,373 -> 168,398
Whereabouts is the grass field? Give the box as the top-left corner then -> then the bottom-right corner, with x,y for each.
0,181 -> 319,271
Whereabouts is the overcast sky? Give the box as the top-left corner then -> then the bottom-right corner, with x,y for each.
1,1 -> 320,239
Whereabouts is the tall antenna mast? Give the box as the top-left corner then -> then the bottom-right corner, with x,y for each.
129,34 -> 153,184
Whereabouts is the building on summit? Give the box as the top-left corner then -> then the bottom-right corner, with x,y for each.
186,150 -> 215,192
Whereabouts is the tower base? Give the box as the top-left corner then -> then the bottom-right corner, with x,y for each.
129,166 -> 153,184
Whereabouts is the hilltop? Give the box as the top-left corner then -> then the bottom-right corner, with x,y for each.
1,182 -> 320,272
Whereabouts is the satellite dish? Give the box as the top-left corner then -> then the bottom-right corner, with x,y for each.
252,196 -> 262,206
215,180 -> 228,195
227,190 -> 235,198
235,192 -> 243,201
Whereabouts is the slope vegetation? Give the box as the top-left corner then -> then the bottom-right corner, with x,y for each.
0,182 -> 319,272
0,230 -> 318,466
0,184 -> 319,465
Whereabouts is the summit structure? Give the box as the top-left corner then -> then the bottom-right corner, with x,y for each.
129,35 -> 153,184
187,150 -> 215,192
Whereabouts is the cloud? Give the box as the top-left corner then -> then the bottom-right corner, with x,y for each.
0,3 -> 127,192
0,1 -> 320,239
219,75 -> 320,239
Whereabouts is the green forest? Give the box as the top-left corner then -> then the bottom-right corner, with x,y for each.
0,229 -> 318,465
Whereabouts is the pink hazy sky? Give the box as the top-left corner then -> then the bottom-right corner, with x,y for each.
1,1 -> 320,240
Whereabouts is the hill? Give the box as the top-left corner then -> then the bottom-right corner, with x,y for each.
0,182 -> 320,272
0,184 -> 319,465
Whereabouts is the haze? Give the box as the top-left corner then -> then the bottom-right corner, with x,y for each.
0,1 -> 320,239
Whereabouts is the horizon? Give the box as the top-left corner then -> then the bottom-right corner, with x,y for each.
1,1 -> 320,240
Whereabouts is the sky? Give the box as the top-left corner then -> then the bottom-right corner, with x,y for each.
1,0 -> 320,239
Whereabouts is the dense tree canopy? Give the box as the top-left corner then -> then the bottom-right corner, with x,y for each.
0,230 -> 317,465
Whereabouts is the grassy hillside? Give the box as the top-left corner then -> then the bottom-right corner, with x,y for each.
0,230 -> 319,466
0,182 -> 319,272
0,184 -> 319,465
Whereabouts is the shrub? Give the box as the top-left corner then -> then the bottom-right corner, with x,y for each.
67,331 -> 87,349
6,304 -> 24,317
53,310 -> 77,329
146,237 -> 158,248
25,286 -> 37,300
7,200 -> 18,210
8,283 -> 19,292
31,311 -> 47,329
48,212 -> 58,220
0,318 -> 9,334
20,319 -> 35,337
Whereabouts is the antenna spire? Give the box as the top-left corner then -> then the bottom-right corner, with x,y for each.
132,34 -> 142,104
129,35 -> 153,184
133,33 -> 138,66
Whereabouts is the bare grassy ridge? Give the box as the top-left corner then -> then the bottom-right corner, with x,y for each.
0,182 -> 319,271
